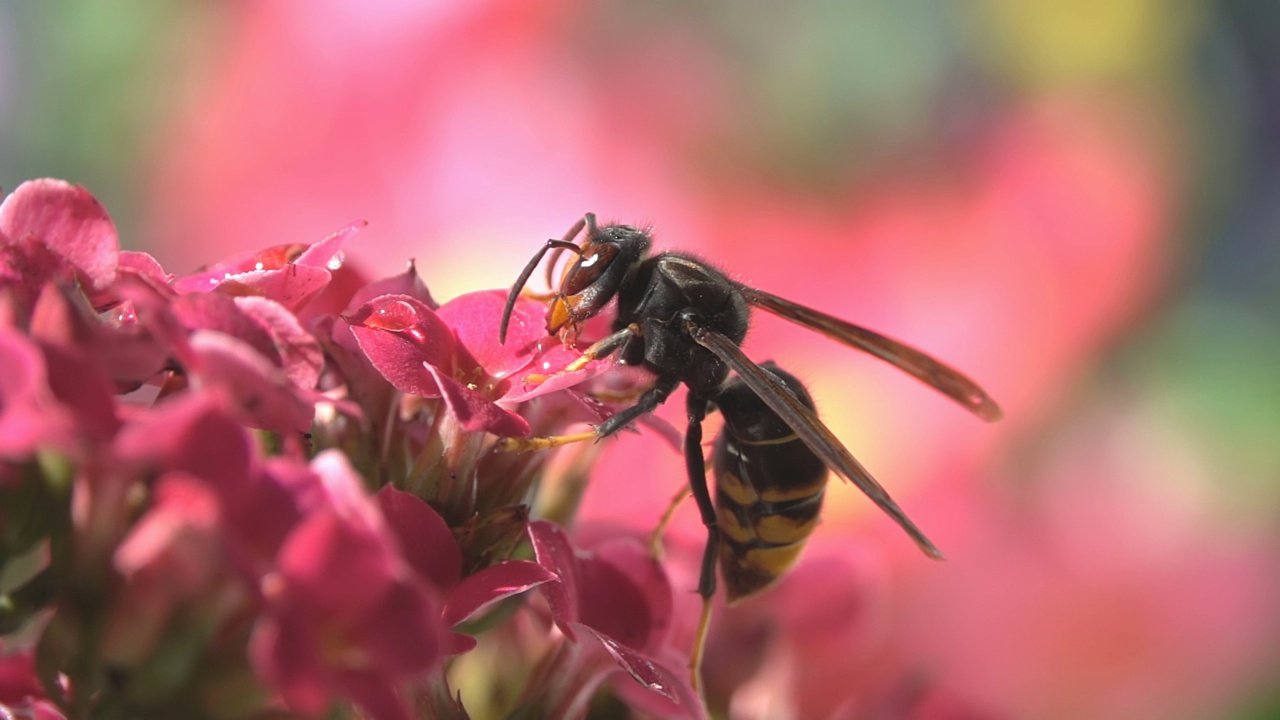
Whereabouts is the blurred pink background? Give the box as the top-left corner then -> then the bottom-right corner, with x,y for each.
4,2 -> 1278,718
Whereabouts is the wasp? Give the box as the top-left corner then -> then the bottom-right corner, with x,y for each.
498,213 -> 1001,692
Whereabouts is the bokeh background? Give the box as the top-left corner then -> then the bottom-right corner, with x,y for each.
3,2 -> 1278,718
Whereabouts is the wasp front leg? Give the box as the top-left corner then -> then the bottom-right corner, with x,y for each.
494,373 -> 679,453
562,323 -> 641,373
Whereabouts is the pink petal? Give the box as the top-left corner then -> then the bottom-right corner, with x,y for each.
219,458 -> 312,564
309,450 -> 388,532
0,650 -> 43,704
260,488 -> 442,720
343,260 -> 436,313
580,537 -> 673,652
441,291 -> 613,407
174,251 -> 334,313
185,243 -> 308,278
30,701 -> 67,720
442,632 -> 478,656
116,250 -> 172,292
423,362 -> 530,437
187,330 -> 314,434
293,219 -> 365,268
235,295 -> 325,389
440,559 -> 556,627
231,264 -> 335,312
0,179 -> 118,293
275,510 -> 398,614
174,236 -> 330,292
347,579 -> 443,676
27,278 -> 167,396
0,324 -> 119,458
114,393 -> 252,487
295,259 -> 372,323
113,473 -> 221,586
375,485 -> 463,590
348,576 -> 448,671
346,294 -> 456,397
607,644 -> 707,720
497,347 -> 612,406
249,610 -> 332,715
0,327 -> 58,457
577,551 -> 662,653
0,236 -> 76,313
437,291 -> 612,406
528,520 -> 580,639
39,341 -> 120,444
576,624 -> 687,708
322,315 -> 398,420
436,290 -> 539,378
171,292 -> 281,365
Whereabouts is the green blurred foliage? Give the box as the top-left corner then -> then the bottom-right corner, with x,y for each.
0,1 -> 217,240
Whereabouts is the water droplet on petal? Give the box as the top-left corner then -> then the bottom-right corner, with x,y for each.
327,251 -> 345,271
114,302 -> 138,324
368,299 -> 418,331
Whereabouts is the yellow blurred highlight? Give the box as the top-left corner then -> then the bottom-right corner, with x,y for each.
977,0 -> 1204,86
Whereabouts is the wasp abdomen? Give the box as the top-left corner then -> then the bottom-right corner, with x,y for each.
715,483 -> 826,602
712,381 -> 829,603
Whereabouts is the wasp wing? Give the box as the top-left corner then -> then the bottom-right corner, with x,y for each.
738,286 -> 1002,422
688,322 -> 945,561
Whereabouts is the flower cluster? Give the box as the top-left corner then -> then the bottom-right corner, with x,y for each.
0,179 -> 702,720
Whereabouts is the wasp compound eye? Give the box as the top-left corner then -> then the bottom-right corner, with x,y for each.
562,243 -> 620,296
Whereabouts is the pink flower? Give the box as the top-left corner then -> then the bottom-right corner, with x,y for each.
112,393 -> 302,570
27,276 -> 168,392
250,452 -> 445,720
347,290 -> 607,437
0,179 -> 119,308
172,221 -> 361,313
0,649 -> 66,720
0,325 -> 119,461
107,226 -> 362,434
2,172 -> 716,719
113,392 -> 254,488
100,473 -> 249,672
375,485 -> 556,653
527,520 -> 704,720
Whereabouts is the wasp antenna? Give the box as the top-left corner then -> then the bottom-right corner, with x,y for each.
539,215 -> 592,307
499,237 -> 585,345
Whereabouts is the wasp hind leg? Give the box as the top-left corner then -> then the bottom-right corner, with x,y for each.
649,486 -> 691,559
682,392 -> 719,704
